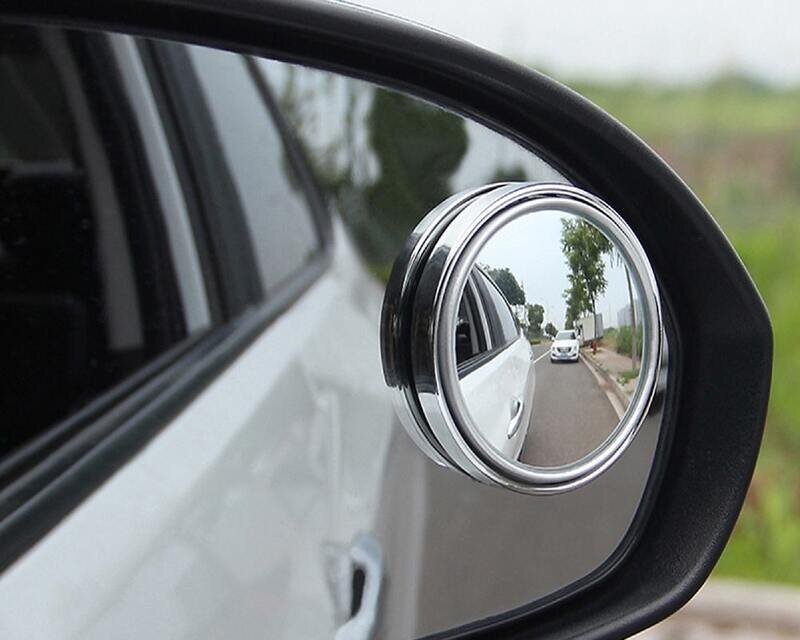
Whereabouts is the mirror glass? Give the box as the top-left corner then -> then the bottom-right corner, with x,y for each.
0,22 -> 665,640
455,210 -> 645,468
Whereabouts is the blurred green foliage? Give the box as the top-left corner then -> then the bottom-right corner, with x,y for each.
615,326 -> 643,359
574,74 -> 800,585
526,303 -> 545,340
362,91 -> 467,266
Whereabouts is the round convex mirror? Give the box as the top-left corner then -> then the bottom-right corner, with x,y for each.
454,208 -> 650,469
382,183 -> 663,494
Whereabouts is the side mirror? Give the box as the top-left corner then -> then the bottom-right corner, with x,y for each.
0,2 -> 773,638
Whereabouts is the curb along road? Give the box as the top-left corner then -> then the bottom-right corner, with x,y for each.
579,351 -> 627,419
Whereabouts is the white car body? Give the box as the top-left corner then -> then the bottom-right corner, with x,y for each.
0,223 -> 394,640
550,330 -> 581,362
461,336 -> 534,460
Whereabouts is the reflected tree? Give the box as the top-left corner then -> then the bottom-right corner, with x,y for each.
526,303 -> 544,339
483,267 -> 526,306
488,164 -> 528,183
608,250 -> 640,368
563,285 -> 587,330
363,91 -> 468,269
561,220 -> 612,328
276,69 -> 468,277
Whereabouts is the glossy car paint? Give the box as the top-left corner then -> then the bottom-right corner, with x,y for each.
550,335 -> 580,363
0,224 -> 394,640
461,337 -> 534,460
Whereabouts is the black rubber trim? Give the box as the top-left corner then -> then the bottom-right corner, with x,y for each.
0,3 -> 772,639
457,340 -> 514,379
0,331 -> 205,495
70,31 -> 187,348
146,38 -> 263,316
136,38 -> 225,325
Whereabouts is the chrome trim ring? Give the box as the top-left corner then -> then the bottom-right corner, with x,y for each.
380,183 -> 506,467
381,182 -> 664,494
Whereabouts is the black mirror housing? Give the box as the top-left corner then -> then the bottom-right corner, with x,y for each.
0,2 -> 772,638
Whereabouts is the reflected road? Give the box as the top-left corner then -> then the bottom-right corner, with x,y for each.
520,343 -> 621,467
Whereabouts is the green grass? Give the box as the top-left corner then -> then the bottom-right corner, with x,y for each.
570,75 -> 800,138
617,368 -> 640,385
566,74 -> 800,586
601,328 -> 618,352
614,326 -> 643,359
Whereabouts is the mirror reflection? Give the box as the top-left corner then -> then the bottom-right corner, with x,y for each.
456,210 -> 644,467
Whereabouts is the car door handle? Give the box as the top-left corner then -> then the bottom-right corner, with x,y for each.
507,395 -> 524,439
335,533 -> 384,640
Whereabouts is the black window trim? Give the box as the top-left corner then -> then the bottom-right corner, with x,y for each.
69,30 -> 188,350
457,273 -> 517,378
0,258 -> 328,571
473,266 -> 521,349
144,40 -> 334,315
466,276 -> 490,352
457,339 -> 517,380
141,38 -> 262,318
0,29 -> 335,572
136,38 -> 225,325
456,278 -> 487,359
0,29 -> 193,487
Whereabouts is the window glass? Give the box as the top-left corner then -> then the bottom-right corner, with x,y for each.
186,46 -> 320,296
257,59 -> 567,283
475,270 -> 520,346
0,26 -> 204,458
455,284 -> 487,365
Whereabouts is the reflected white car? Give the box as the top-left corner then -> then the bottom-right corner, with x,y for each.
457,269 -> 535,460
550,330 -> 580,363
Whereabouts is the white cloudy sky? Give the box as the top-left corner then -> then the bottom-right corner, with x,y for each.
479,211 -> 633,330
353,0 -> 800,85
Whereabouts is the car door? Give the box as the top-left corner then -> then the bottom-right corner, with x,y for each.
0,27 -> 395,640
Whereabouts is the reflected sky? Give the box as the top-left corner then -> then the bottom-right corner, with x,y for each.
479,211 -> 633,330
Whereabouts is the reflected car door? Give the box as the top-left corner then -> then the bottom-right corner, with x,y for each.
459,271 -> 534,461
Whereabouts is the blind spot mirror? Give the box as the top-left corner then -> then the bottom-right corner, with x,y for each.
381,183 -> 664,494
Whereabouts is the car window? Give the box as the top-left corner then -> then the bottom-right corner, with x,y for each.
455,282 -> 488,365
474,269 -> 520,347
0,26 -> 210,460
184,46 -> 321,297
256,59 -> 567,284
555,331 -> 576,341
